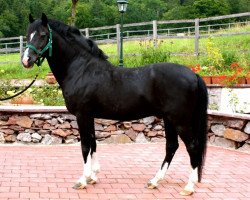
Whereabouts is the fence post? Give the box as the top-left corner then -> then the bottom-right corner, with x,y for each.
20,36 -> 24,63
153,20 -> 158,47
195,18 -> 200,56
85,28 -> 90,38
116,24 -> 121,58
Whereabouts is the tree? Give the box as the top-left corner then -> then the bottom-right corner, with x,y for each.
70,0 -> 79,26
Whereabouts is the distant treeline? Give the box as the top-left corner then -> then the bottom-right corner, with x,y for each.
0,0 -> 249,37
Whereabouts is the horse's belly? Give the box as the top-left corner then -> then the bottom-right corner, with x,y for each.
93,102 -> 155,121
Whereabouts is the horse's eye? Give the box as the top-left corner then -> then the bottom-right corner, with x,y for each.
40,32 -> 46,36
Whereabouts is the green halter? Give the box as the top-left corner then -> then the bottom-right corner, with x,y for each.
26,25 -> 53,66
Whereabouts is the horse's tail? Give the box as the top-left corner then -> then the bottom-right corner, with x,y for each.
194,74 -> 208,182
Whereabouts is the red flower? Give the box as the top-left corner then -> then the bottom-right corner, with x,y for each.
230,63 -> 239,68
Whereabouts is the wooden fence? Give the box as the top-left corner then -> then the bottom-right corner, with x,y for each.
0,12 -> 249,64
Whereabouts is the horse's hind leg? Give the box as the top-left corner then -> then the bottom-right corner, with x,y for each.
178,128 -> 201,196
147,119 -> 179,189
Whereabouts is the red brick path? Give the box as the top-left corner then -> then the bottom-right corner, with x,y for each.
0,143 -> 249,200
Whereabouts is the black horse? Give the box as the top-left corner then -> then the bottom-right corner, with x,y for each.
22,14 -> 208,196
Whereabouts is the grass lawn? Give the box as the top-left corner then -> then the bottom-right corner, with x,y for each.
0,24 -> 249,79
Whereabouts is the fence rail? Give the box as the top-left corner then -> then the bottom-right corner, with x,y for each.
0,12 -> 249,64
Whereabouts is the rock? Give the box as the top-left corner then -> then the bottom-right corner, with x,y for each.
57,117 -> 64,124
0,115 -> 10,121
43,123 -> 55,130
209,135 -> 216,143
50,118 -> 58,126
34,119 -> 44,127
65,135 -> 78,144
0,120 -> 7,126
41,114 -> 52,120
125,129 -> 138,141
95,123 -> 104,131
104,125 -> 117,132
16,116 -> 33,128
132,123 -> 146,132
244,122 -> 250,134
123,121 -> 132,129
211,124 -> 225,137
238,143 -> 250,152
224,128 -> 249,142
142,116 -> 155,125
111,130 -> 124,135
5,135 -> 16,142
72,129 -> 79,136
7,116 -> 17,125
151,137 -> 165,143
95,132 -> 110,139
0,129 -> 14,135
41,134 -> 62,145
103,134 -> 132,144
135,133 -> 149,143
52,129 -> 69,137
246,139 -> 250,144
31,133 -> 42,142
58,122 -> 71,129
9,126 -> 23,132
157,131 -> 165,137
153,125 -> 163,131
224,120 -> 245,130
17,132 -> 32,142
38,130 -> 50,135
30,114 -> 42,118
61,114 -> 76,121
95,119 -> 118,126
147,131 -> 157,137
70,121 -> 78,129
213,137 -> 235,148
0,132 -> 5,143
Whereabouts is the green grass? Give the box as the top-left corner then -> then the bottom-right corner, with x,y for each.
0,24 -> 249,78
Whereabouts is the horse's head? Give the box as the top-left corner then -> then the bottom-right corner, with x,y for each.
22,13 -> 52,68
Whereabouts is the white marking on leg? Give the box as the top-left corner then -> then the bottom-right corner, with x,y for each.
77,149 -> 92,186
182,167 -> 198,195
84,150 -> 92,178
90,152 -> 100,182
149,163 -> 168,187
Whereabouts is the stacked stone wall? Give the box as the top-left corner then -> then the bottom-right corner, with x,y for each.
0,111 -> 249,151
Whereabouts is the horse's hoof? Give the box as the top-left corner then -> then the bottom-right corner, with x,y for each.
146,182 -> 157,189
179,189 -> 194,196
72,182 -> 86,190
87,178 -> 97,185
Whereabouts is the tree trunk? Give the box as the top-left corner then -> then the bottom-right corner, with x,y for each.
71,0 -> 79,26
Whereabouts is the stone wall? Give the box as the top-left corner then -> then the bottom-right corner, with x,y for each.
0,110 -> 249,151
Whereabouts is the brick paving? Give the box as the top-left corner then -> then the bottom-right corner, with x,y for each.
0,143 -> 249,200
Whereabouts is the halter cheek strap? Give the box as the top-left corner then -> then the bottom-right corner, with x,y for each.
26,25 -> 53,66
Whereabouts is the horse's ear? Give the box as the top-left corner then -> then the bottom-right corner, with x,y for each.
29,14 -> 35,23
41,13 -> 48,26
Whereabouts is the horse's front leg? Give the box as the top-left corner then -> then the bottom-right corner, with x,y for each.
73,114 -> 99,189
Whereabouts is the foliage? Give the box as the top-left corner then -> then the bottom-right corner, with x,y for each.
206,37 -> 225,70
0,0 -> 249,37
139,40 -> 170,65
0,84 -> 65,106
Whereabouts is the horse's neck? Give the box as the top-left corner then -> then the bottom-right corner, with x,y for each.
46,32 -> 76,86
46,30 -> 112,87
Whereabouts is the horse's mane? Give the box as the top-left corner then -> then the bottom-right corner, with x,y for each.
48,20 -> 108,60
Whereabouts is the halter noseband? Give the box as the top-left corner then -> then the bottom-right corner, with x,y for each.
26,25 -> 53,66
